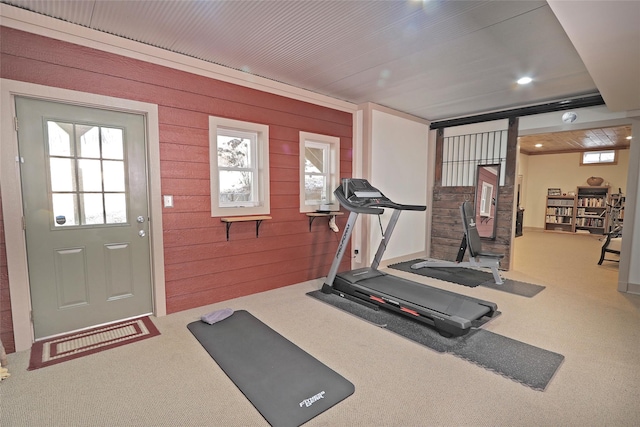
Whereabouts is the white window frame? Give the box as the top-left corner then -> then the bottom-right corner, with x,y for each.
581,150 -> 617,165
299,131 -> 340,213
210,117 -> 269,217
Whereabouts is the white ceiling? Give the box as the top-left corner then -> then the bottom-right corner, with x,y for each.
1,0 -> 638,122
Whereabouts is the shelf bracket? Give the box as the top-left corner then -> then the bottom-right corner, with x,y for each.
220,216 -> 272,241
306,212 -> 343,232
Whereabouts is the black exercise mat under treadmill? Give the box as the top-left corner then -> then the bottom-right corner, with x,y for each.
389,259 -> 546,297
308,290 -> 564,391
188,310 -> 354,427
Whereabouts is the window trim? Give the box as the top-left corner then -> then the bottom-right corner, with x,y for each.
580,150 -> 618,166
299,131 -> 340,213
210,117 -> 269,217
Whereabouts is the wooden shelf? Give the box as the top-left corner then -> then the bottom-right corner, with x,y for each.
220,216 -> 272,241
544,195 -> 575,233
575,186 -> 609,235
542,187 -> 615,235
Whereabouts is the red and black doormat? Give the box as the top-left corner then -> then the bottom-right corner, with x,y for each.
28,316 -> 160,371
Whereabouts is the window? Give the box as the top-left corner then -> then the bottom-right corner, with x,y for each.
210,117 -> 269,217
299,132 -> 340,212
581,150 -> 617,165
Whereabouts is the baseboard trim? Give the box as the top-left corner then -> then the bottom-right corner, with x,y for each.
623,281 -> 640,295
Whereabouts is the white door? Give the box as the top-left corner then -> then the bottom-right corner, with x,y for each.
16,97 -> 153,339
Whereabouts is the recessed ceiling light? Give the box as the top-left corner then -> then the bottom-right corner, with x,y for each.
517,76 -> 533,85
535,143 -> 543,148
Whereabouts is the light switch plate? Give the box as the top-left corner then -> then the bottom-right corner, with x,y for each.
163,195 -> 174,208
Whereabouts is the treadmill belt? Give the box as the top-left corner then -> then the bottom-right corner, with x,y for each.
343,272 -> 492,320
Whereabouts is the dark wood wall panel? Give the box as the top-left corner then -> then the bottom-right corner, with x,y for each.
0,26 -> 352,352
430,119 -> 517,271
430,186 -> 513,269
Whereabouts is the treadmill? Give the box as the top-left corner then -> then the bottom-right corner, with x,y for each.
322,178 -> 497,337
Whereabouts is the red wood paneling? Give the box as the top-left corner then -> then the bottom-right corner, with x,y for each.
0,26 -> 353,353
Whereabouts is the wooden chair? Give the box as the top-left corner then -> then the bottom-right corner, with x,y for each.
598,226 -> 622,265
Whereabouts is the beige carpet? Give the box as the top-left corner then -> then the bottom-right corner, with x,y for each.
1,229 -> 639,426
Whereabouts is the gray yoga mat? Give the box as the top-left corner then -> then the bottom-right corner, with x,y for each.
188,310 -> 354,427
389,259 -> 546,297
308,290 -> 563,391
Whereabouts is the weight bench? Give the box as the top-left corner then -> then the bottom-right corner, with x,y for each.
411,201 -> 504,284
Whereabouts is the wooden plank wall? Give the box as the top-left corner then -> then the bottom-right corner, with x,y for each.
0,27 -> 353,352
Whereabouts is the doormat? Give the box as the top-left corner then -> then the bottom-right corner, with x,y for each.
28,316 -> 160,371
389,259 -> 545,297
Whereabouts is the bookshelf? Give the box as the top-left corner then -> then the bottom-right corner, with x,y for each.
575,186 -> 610,235
545,195 -> 576,233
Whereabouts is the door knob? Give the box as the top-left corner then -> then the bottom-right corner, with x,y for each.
138,230 -> 146,237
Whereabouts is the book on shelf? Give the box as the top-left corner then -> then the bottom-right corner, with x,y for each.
577,197 -> 605,207
546,207 -> 573,216
576,217 -> 603,227
546,215 -> 572,224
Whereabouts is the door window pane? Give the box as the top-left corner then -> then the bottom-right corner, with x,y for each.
52,193 -> 79,227
82,193 -> 105,225
102,127 -> 124,160
77,125 -> 100,158
50,158 -> 77,192
105,193 -> 127,223
47,121 -> 73,157
78,159 -> 102,192
103,161 -> 125,192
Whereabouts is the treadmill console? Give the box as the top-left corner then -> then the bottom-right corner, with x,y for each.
337,178 -> 426,212
342,179 -> 384,204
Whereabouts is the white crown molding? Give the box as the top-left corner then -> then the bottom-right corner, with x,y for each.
358,102 -> 431,126
0,3 -> 357,114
